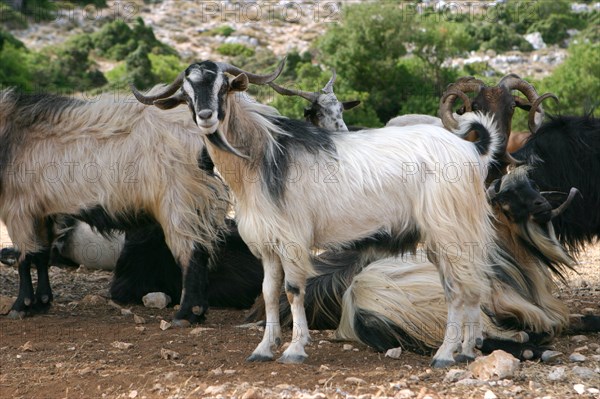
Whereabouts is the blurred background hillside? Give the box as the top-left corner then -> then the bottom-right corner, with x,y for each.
1,0 -> 598,129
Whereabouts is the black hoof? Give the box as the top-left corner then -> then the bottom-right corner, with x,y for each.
430,358 -> 456,368
246,353 -> 274,362
174,307 -> 207,325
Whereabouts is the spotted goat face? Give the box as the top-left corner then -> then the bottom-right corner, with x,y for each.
270,69 -> 360,132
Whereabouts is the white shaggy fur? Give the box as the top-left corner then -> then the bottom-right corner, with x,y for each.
176,69 -> 503,366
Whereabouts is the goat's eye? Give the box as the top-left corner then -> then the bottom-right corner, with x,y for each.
472,104 -> 479,111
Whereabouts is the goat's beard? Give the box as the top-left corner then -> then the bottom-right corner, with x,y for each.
518,219 -> 573,269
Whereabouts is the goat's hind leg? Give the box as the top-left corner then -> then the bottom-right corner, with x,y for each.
277,260 -> 310,364
431,294 -> 464,368
8,254 -> 36,319
33,249 -> 53,313
455,294 -> 483,363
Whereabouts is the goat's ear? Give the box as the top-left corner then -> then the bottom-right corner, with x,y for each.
514,95 -> 532,111
343,100 -> 361,110
230,74 -> 249,92
154,93 -> 186,110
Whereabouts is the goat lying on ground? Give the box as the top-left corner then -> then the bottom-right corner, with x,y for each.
0,87 -> 229,320
513,113 -> 600,252
247,166 -> 589,359
441,78 -> 600,251
133,58 -> 504,368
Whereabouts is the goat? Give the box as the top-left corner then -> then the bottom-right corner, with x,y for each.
132,58 -> 505,368
513,113 -> 600,251
110,218 -> 263,311
0,87 -> 229,321
439,74 -> 556,182
247,167 -> 584,359
268,69 -> 360,132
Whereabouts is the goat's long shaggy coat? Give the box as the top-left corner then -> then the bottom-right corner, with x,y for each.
0,88 -> 228,265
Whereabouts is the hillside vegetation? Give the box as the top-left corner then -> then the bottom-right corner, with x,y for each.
1,0 -> 598,127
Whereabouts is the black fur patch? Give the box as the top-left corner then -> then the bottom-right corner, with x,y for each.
285,281 -> 300,296
76,205 -> 155,236
467,121 -> 493,157
513,114 -> 600,251
262,116 -> 337,204
347,228 -> 421,261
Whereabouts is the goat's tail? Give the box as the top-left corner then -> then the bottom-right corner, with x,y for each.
454,112 -> 504,168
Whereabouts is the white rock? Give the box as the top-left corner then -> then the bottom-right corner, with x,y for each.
569,353 -> 587,362
142,292 -> 171,309
572,366 -> 597,379
120,308 -> 132,316
111,341 -> 133,350
0,296 -> 15,315
395,389 -> 415,398
524,32 -> 546,50
468,350 -> 520,380
541,350 -> 563,363
455,378 -> 486,386
189,327 -> 214,335
547,366 -> 567,381
588,388 -> 600,395
574,345 -> 588,353
160,348 -> 180,360
385,347 -> 403,359
484,390 -> 497,399
571,335 -> 588,344
573,384 -> 585,394
342,344 -> 353,351
443,368 -> 467,383
204,385 -> 226,395
133,315 -> 146,324
128,390 -> 138,398
159,320 -> 172,331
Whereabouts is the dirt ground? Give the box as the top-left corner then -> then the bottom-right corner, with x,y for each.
0,224 -> 598,399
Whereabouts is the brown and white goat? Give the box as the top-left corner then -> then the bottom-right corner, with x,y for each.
0,87 -> 228,320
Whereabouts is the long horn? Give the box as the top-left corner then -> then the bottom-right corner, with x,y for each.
550,187 -> 580,219
322,69 -> 336,94
528,92 -> 559,133
439,89 -> 473,131
269,82 -> 319,102
130,71 -> 185,105
499,74 -> 540,109
215,57 -> 286,85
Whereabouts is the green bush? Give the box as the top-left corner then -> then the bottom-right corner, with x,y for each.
0,42 -> 32,89
528,14 -> 586,45
216,43 -> 255,57
206,25 -> 235,37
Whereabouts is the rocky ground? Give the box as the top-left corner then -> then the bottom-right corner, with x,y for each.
0,223 -> 599,398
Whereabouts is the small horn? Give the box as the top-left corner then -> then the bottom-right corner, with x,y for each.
205,131 -> 250,160
130,72 -> 185,105
322,69 -> 336,94
528,93 -> 559,133
439,89 -> 472,131
215,57 -> 287,85
269,82 -> 319,102
550,187 -> 580,219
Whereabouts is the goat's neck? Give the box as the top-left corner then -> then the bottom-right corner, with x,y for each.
205,96 -> 270,197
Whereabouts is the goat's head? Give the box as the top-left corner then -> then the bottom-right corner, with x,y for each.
440,75 -> 558,146
487,166 -> 579,226
131,58 -> 286,159
269,69 -> 360,132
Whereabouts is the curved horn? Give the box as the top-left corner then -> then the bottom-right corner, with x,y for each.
439,89 -> 473,131
322,69 -> 336,94
215,57 -> 286,85
528,92 -> 559,133
550,187 -> 580,219
269,82 -> 319,102
130,72 -> 185,105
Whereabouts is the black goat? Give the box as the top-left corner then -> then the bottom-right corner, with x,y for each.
513,113 -> 600,251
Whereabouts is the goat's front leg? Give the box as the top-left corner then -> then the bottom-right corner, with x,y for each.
33,249 -> 53,313
8,254 -> 35,319
455,293 -> 483,362
173,244 -> 210,326
431,294 -> 464,368
247,253 -> 283,362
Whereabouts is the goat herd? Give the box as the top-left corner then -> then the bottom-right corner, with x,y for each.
0,57 -> 598,370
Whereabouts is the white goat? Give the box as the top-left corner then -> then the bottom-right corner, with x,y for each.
132,59 -> 503,368
0,87 -> 228,318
